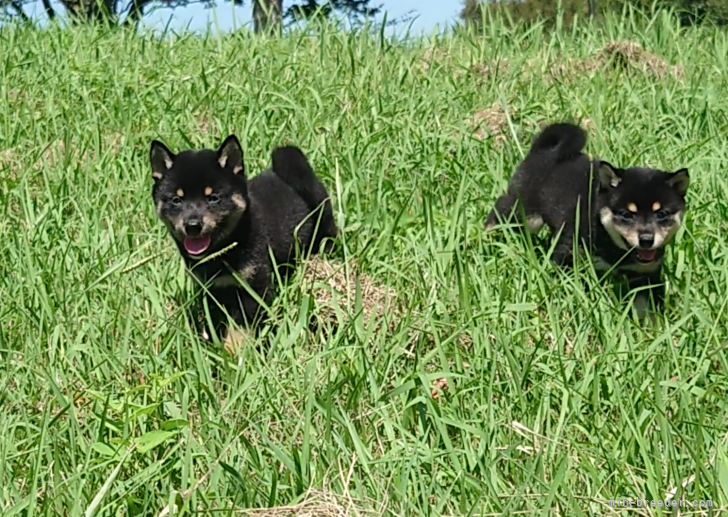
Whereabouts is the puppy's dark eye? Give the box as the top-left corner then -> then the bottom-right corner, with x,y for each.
618,210 -> 635,220
656,209 -> 671,221
171,196 -> 182,206
208,194 -> 220,204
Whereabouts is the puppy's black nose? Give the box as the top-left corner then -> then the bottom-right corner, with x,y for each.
638,233 -> 654,248
185,219 -> 203,236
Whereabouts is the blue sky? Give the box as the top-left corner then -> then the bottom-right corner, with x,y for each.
142,0 -> 463,34
19,0 -> 463,35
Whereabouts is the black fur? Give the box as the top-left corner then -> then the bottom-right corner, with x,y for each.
485,122 -> 690,320
151,135 -> 338,341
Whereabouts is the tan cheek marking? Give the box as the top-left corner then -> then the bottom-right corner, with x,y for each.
152,171 -> 163,180
652,201 -> 661,211
618,227 -> 640,247
232,193 -> 247,211
173,218 -> 185,232
656,213 -> 683,247
156,200 -> 164,216
600,206 -> 629,250
653,227 -> 669,247
232,165 -> 243,175
205,186 -> 213,196
176,189 -> 184,198
202,214 -> 218,229
627,203 -> 638,213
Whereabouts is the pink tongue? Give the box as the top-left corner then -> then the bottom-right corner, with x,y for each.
184,235 -> 211,255
637,249 -> 656,261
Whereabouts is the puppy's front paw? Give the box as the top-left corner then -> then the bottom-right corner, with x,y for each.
223,327 -> 250,356
633,293 -> 660,326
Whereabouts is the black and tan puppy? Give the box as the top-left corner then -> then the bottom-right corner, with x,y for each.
485,122 -> 689,320
150,135 -> 338,348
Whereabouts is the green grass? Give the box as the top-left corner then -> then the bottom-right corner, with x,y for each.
1,9 -> 728,516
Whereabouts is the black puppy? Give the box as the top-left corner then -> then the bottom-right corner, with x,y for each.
485,122 -> 689,320
151,135 -> 338,348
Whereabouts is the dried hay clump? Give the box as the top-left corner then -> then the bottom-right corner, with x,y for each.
193,107 -> 237,138
301,256 -> 402,331
590,40 -> 684,79
533,40 -> 684,83
0,148 -> 18,179
577,117 -> 596,131
417,46 -> 455,73
418,47 -> 491,80
468,102 -> 514,144
534,117 -> 595,133
468,58 -> 511,80
239,489 -> 378,517
535,56 -> 589,83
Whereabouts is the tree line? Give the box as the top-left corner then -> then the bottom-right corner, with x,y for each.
461,0 -> 728,27
0,0 -> 381,31
3,0 -> 727,32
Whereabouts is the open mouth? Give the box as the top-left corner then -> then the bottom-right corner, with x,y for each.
635,248 -> 657,263
183,235 -> 211,256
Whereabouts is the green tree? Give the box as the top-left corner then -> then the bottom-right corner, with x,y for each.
255,0 -> 381,34
0,0 -> 381,30
460,0 -> 728,27
461,0 -> 591,29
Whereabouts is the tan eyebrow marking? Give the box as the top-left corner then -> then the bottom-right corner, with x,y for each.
627,203 -> 638,213
176,189 -> 184,197
652,201 -> 661,211
205,186 -> 213,196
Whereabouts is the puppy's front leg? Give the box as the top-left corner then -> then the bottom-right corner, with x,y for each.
552,233 -> 576,269
627,273 -> 664,323
224,283 -> 280,354
485,193 -> 520,230
206,288 -> 258,355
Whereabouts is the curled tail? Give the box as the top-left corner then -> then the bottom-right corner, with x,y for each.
271,146 -> 338,254
529,122 -> 588,163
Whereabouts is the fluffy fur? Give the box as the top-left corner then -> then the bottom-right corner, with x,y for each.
150,135 -> 338,344
485,122 -> 690,320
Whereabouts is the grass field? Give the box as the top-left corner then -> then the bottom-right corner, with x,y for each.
2,8 -> 728,515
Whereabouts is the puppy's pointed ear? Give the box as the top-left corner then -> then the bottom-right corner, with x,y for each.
150,140 -> 175,181
667,168 -> 689,197
217,135 -> 245,175
598,161 -> 621,189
